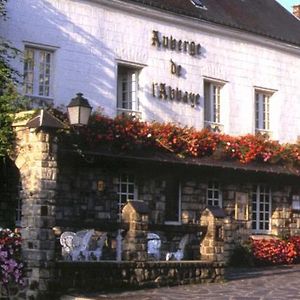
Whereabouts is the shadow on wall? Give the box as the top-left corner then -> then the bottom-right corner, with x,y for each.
13,0 -> 116,115
142,82 -> 203,128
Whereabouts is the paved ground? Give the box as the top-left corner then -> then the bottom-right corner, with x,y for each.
61,264 -> 300,300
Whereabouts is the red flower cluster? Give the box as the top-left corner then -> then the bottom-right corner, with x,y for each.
288,236 -> 300,262
63,112 -> 300,168
251,238 -> 299,265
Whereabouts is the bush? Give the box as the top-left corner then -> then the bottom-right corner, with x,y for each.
0,228 -> 25,297
251,238 -> 296,265
230,236 -> 300,267
229,242 -> 254,267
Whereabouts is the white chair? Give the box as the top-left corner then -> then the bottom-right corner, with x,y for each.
89,232 -> 107,261
166,234 -> 189,261
71,229 -> 95,261
60,231 -> 76,260
147,233 -> 161,260
60,229 -> 108,261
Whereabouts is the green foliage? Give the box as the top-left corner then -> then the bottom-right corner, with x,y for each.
230,237 -> 300,267
0,0 -> 23,157
0,0 -> 7,17
0,88 -> 15,157
228,242 -> 254,267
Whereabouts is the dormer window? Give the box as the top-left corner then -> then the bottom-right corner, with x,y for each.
190,0 -> 205,9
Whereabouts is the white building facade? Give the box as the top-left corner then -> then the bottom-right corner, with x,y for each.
3,1 -> 300,297
2,0 -> 300,142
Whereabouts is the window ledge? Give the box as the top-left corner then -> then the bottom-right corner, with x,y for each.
117,108 -> 141,118
24,95 -> 54,107
255,129 -> 272,138
204,121 -> 224,133
164,221 -> 182,225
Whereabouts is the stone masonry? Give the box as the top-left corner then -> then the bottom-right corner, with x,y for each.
122,201 -> 149,261
200,207 -> 226,262
14,124 -> 58,299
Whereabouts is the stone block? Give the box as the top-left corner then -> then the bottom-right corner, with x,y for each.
227,190 -> 235,200
155,202 -> 165,211
182,187 -> 194,195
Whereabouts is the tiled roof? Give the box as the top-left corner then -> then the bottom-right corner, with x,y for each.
121,0 -> 300,47
59,148 -> 300,177
26,110 -> 65,129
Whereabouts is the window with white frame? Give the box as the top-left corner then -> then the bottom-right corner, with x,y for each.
255,91 -> 271,133
117,65 -> 140,115
24,47 -> 53,98
204,80 -> 225,132
117,174 -> 137,214
207,181 -> 222,207
165,178 -> 181,224
252,185 -> 272,233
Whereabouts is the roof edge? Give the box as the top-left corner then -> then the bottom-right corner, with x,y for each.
92,0 -> 300,56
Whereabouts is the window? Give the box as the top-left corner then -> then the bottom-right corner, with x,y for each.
204,81 -> 223,132
117,174 -> 137,215
292,195 -> 300,211
255,91 -> 271,133
117,65 -> 140,116
190,0 -> 206,9
252,185 -> 272,233
207,181 -> 222,207
15,181 -> 22,227
15,195 -> 22,227
165,178 -> 181,224
24,47 -> 53,99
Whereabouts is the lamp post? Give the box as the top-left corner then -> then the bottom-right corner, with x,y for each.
67,93 -> 92,126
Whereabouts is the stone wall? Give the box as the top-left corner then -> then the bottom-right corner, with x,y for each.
4,121 -> 300,298
14,126 -> 58,299
122,201 -> 149,261
56,166 -> 118,223
55,159 -> 300,263
55,261 -> 225,295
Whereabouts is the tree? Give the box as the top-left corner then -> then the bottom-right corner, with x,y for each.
0,0 -> 22,157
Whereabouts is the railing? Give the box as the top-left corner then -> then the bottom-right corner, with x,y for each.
55,220 -> 208,262
117,108 -> 142,118
204,121 -> 224,133
255,128 -> 272,138
149,223 -> 207,234
54,220 -> 127,261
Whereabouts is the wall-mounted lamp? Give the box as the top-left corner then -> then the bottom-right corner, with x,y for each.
97,180 -> 105,192
67,93 -> 92,126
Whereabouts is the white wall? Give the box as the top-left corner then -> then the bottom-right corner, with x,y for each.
2,0 -> 300,142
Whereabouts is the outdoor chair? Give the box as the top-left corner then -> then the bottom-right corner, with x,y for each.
71,229 -> 95,261
60,231 -> 76,260
165,234 -> 189,261
89,232 -> 107,261
60,229 -> 109,261
147,232 -> 161,260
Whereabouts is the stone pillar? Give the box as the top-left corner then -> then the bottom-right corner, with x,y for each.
200,207 -> 226,262
122,201 -> 149,261
13,111 -> 63,299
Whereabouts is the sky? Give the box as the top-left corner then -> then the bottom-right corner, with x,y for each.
276,0 -> 299,12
